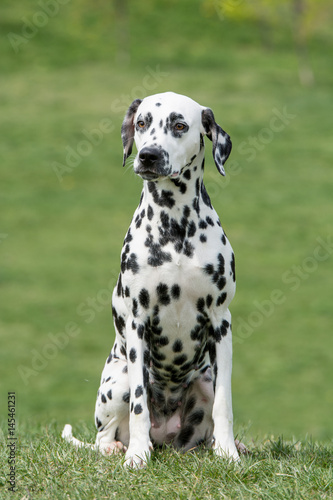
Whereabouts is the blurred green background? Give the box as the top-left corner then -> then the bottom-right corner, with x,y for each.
1,0 -> 332,442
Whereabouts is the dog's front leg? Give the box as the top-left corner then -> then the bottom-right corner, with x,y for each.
210,309 -> 239,462
124,318 -> 152,468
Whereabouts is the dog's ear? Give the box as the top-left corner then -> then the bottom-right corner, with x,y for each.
121,99 -> 142,167
201,108 -> 232,176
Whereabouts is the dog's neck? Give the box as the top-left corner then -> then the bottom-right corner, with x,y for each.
139,151 -> 211,221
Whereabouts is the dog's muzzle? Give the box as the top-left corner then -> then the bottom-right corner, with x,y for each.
135,147 -> 168,180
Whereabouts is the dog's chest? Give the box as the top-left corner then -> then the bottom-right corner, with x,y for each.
118,195 -> 235,365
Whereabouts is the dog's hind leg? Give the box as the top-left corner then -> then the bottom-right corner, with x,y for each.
94,350 -> 130,455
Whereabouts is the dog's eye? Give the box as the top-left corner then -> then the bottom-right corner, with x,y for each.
175,123 -> 185,130
137,121 -> 145,128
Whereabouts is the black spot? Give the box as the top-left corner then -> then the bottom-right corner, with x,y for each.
152,350 -> 166,362
183,240 -> 194,258
206,216 -> 214,226
174,354 -> 187,365
183,169 -> 191,180
200,234 -> 207,243
143,366 -> 149,387
144,350 -> 150,366
231,253 -> 236,282
206,295 -> 213,308
172,178 -> 187,194
177,425 -> 195,447
199,220 -> 207,230
159,336 -> 169,346
183,205 -> 190,218
120,345 -> 127,358
156,102 -> 161,107
184,395 -> 197,414
217,292 -> 227,306
132,298 -> 138,317
172,339 -> 183,352
125,287 -> 130,297
187,221 -> 196,237
216,276 -> 226,290
171,284 -> 181,299
116,274 -> 122,297
160,210 -> 170,229
134,404 -> 143,415
201,182 -> 212,208
122,391 -> 130,403
157,283 -> 170,306
113,308 -> 126,337
137,324 -> 144,339
217,253 -> 225,275
122,365 -> 128,373
129,348 -> 137,363
148,205 -> 154,220
135,385 -> 143,398
95,417 -> 103,429
106,351 -> 113,363
208,340 -> 216,364
190,325 -> 202,341
148,182 -> 175,209
192,197 -> 200,216
221,319 -> 230,336
127,253 -> 140,274
145,233 -> 172,267
197,297 -> 205,313
101,393 -> 107,403
123,229 -> 133,245
204,263 -> 214,275
221,233 -> 227,245
107,389 -> 112,400
188,409 -> 204,426
139,288 -> 150,309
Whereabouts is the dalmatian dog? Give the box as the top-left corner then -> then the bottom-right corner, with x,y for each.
63,92 -> 241,468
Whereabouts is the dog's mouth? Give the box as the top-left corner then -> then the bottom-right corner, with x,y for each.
136,169 -> 160,181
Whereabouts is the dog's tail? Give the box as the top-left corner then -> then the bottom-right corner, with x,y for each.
61,424 -> 96,450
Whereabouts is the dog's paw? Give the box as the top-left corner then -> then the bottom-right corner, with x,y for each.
213,440 -> 240,462
123,444 -> 152,469
100,440 -> 127,455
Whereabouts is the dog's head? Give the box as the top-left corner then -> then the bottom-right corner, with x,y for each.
121,92 -> 231,181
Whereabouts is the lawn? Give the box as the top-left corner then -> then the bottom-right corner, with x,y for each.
1,0 -> 332,497
1,423 -> 332,499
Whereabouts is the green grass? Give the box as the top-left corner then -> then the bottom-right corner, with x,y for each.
0,423 -> 332,499
1,0 -> 333,497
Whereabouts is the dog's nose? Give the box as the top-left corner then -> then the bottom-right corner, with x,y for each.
138,147 -> 161,168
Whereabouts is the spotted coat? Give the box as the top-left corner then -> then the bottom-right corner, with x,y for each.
94,92 -> 239,468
